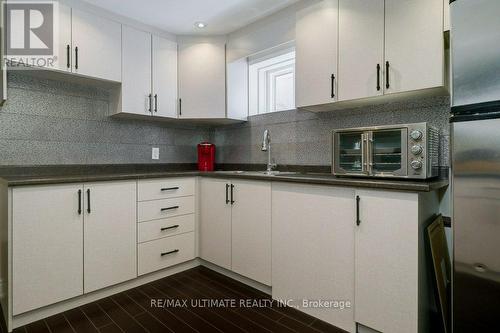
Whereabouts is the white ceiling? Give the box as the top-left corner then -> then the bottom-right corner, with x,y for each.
80,0 -> 298,35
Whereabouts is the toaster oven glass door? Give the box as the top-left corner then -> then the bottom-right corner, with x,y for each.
369,129 -> 408,176
335,132 -> 367,175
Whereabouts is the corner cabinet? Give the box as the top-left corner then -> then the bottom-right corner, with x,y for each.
199,178 -> 272,285
178,40 -> 227,119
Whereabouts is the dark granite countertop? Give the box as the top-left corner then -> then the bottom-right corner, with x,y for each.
0,164 -> 448,192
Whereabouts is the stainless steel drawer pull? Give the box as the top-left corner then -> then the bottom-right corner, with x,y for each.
161,206 -> 179,212
161,225 -> 180,231
161,249 -> 179,257
161,187 -> 179,191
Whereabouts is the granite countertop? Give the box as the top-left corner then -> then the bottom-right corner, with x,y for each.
0,165 -> 449,192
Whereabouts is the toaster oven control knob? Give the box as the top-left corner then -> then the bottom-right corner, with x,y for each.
411,160 -> 423,170
411,145 -> 423,155
410,130 -> 423,141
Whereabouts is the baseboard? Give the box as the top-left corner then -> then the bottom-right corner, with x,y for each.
11,258 -> 273,331
199,259 -> 272,295
11,260 -> 201,330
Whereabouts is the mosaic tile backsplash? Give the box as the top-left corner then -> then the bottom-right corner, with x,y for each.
213,95 -> 451,167
0,72 -> 210,165
0,72 -> 450,168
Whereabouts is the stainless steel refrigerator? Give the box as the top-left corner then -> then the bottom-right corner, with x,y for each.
451,0 -> 500,332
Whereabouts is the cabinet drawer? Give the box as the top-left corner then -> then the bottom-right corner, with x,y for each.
138,196 -> 195,222
138,232 -> 195,275
138,214 -> 195,243
138,178 -> 195,201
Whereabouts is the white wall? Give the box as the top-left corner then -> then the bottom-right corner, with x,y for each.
226,1 -> 298,62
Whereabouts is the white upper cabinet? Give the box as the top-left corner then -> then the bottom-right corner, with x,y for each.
12,184 -> 84,315
54,4 -> 73,72
121,26 -> 152,115
295,0 -> 339,108
178,40 -> 226,119
338,0 -> 384,101
384,0 -> 444,94
152,35 -> 178,118
83,181 -> 137,294
296,0 -> 446,109
72,9 -> 122,82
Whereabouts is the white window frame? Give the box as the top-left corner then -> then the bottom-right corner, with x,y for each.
249,50 -> 295,116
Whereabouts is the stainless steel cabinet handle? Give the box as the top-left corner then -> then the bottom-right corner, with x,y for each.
161,206 -> 179,212
161,249 -> 179,257
226,184 -> 230,204
161,225 -> 179,231
154,94 -> 158,112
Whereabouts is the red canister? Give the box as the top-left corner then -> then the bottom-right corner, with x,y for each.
197,142 -> 215,171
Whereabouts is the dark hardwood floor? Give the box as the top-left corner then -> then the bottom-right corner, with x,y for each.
3,266 -> 347,333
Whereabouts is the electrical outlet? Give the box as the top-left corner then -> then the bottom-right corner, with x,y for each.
152,147 -> 160,160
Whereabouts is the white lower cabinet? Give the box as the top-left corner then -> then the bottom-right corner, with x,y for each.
199,178 -> 272,285
231,180 -> 272,286
12,184 -> 84,315
272,183 -> 356,333
136,178 -> 196,277
199,178 -> 232,270
354,190 -> 427,333
138,232 -> 195,276
11,181 -> 137,314
83,182 -> 137,293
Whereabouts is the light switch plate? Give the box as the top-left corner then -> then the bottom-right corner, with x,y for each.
152,147 -> 160,160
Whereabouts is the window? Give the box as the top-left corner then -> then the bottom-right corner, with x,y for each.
249,50 -> 295,116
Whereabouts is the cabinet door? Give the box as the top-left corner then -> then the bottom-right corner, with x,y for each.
231,180 -> 271,285
52,4 -> 72,72
272,183 -> 356,333
338,0 -> 384,101
295,0 -> 339,108
178,41 -> 226,119
384,0 -> 444,94
152,35 -> 178,118
355,190 -> 419,333
121,26 -> 152,115
12,185 -> 83,315
72,9 -> 122,81
199,178 -> 232,269
83,181 -> 137,293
